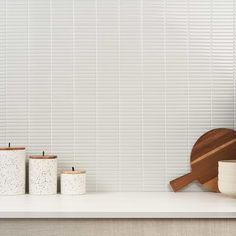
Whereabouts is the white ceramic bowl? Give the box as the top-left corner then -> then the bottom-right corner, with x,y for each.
218,160 -> 236,197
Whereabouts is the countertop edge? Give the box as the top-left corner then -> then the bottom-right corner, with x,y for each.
0,192 -> 235,219
1,212 -> 236,219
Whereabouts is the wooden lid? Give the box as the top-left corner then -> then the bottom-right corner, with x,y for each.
0,147 -> 25,150
219,160 -> 236,163
62,170 -> 86,174
30,155 -> 57,159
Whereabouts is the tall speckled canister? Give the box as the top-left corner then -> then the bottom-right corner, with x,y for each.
0,146 -> 26,195
29,153 -> 57,195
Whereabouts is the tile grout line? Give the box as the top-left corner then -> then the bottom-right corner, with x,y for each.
95,0 -> 98,192
27,0 -> 30,153
118,0 -> 120,191
163,0 -> 167,191
72,0 -> 76,167
140,0 -> 144,191
210,0 -> 213,129
234,0 -> 235,130
4,0 -> 7,146
187,0 -> 190,171
50,0 -> 53,154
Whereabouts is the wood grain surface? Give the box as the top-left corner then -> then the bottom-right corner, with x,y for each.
170,128 -> 236,192
0,219 -> 235,236
0,147 -> 25,150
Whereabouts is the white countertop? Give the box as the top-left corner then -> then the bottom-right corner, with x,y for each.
0,192 -> 236,218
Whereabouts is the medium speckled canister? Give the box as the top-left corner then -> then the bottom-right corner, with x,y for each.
29,154 -> 57,195
61,170 -> 86,195
0,147 -> 26,195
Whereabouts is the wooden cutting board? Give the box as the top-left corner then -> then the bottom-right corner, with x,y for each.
170,128 -> 236,192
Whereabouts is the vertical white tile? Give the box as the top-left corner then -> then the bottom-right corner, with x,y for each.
186,0 -> 212,191
212,0 -> 234,128
6,0 -> 28,146
51,0 -> 74,164
74,0 -> 97,191
143,0 -> 165,191
96,0 -> 119,191
188,1 -> 212,141
0,0 -> 6,146
28,0 -> 51,154
119,0 -> 142,191
165,0 -> 189,189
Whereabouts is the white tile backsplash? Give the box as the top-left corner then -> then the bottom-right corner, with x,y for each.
0,0 -> 235,191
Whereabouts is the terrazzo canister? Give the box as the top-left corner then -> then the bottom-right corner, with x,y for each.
0,145 -> 26,195
61,169 -> 86,195
29,153 -> 57,195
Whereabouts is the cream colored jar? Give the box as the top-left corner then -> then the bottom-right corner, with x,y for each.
218,160 -> 236,197
61,170 -> 86,195
29,154 -> 57,195
0,146 -> 26,195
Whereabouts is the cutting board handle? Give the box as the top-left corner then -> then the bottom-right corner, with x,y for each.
170,172 -> 195,192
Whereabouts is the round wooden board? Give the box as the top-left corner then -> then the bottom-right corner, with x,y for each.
170,128 -> 236,192
191,128 -> 236,192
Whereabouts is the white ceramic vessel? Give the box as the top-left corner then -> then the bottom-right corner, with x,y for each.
218,160 -> 236,197
29,154 -> 57,195
0,147 -> 26,195
61,170 -> 86,195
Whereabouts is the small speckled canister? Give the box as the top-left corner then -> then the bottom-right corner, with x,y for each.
29,154 -> 57,195
61,170 -> 86,195
0,146 -> 26,195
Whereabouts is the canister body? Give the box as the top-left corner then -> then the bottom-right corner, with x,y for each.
61,171 -> 86,195
0,149 -> 26,195
218,160 -> 236,197
29,158 -> 57,195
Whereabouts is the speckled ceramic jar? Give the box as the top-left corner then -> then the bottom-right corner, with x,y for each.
61,170 -> 86,195
29,154 -> 57,195
0,147 -> 26,195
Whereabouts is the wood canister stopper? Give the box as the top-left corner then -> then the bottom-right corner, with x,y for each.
30,151 -> 57,160
0,147 -> 25,150
62,170 -> 86,174
30,155 -> 57,159
0,143 -> 25,151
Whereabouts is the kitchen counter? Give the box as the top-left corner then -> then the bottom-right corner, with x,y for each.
0,192 -> 236,218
